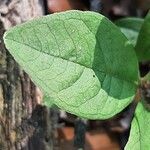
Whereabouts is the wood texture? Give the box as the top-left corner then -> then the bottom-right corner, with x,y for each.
0,0 -> 54,150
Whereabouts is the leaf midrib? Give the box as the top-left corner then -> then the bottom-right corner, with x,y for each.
5,37 -> 135,84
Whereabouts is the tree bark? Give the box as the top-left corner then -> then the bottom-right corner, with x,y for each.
0,0 -> 54,150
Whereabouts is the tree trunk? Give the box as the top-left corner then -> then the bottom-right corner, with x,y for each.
0,0 -> 54,150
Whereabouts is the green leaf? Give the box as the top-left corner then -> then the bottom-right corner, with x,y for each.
43,95 -> 55,107
116,17 -> 143,32
115,17 -> 143,46
125,102 -> 150,150
145,72 -> 150,81
3,10 -> 138,119
142,72 -> 150,81
136,11 -> 150,61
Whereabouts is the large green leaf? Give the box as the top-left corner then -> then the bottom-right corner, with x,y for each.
3,10 -> 138,119
125,102 -> 150,150
115,17 -> 143,46
136,11 -> 150,61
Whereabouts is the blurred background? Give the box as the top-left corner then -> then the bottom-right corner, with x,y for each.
0,0 -> 150,150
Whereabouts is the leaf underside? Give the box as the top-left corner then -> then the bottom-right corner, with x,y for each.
4,10 -> 138,119
125,102 -> 150,150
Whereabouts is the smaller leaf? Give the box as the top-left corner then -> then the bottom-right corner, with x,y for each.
142,72 -> 150,81
116,17 -> 143,31
115,17 -> 143,46
136,11 -> 150,61
125,102 -> 150,150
